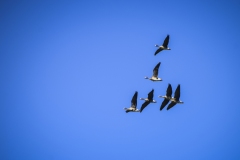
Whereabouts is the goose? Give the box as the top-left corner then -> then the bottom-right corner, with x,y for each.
124,91 -> 140,113
139,89 -> 157,113
154,35 -> 171,56
159,84 -> 172,110
145,62 -> 162,81
167,84 -> 184,110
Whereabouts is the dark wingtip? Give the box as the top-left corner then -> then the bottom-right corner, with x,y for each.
160,106 -> 164,111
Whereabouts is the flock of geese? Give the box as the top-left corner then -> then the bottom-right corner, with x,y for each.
124,35 -> 184,113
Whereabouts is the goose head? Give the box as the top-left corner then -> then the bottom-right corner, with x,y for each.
167,47 -> 171,50
155,44 -> 159,47
158,95 -> 165,98
140,98 -> 146,100
152,100 -> 157,103
144,76 -> 149,79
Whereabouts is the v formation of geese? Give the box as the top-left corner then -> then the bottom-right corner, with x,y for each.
124,34 -> 184,113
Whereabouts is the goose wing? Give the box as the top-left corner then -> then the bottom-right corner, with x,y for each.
167,101 -> 176,110
166,84 -> 172,97
140,101 -> 150,113
174,84 -> 180,101
147,89 -> 154,101
154,48 -> 163,55
160,99 -> 169,110
153,62 -> 161,78
162,35 -> 169,47
131,91 -> 138,109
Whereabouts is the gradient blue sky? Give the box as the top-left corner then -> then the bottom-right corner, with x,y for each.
1,0 -> 240,159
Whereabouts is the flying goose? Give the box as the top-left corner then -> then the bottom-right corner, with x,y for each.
139,89 -> 157,113
167,84 -> 184,110
145,62 -> 162,81
159,84 -> 172,110
124,91 -> 140,113
154,35 -> 171,56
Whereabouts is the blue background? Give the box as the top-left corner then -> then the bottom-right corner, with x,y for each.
1,0 -> 240,159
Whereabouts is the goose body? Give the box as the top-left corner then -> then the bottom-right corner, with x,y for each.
167,84 -> 184,110
154,35 -> 171,56
145,62 -> 162,81
140,89 -> 157,113
124,91 -> 140,113
159,84 -> 172,110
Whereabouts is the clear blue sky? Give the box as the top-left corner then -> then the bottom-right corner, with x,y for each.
1,0 -> 240,159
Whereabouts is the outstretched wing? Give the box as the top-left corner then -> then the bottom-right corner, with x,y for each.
174,84 -> 180,101
167,102 -> 176,110
154,48 -> 163,55
140,101 -> 150,113
166,84 -> 172,97
153,62 -> 160,78
131,91 -> 138,109
162,35 -> 169,47
148,89 -> 154,101
160,99 -> 169,110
